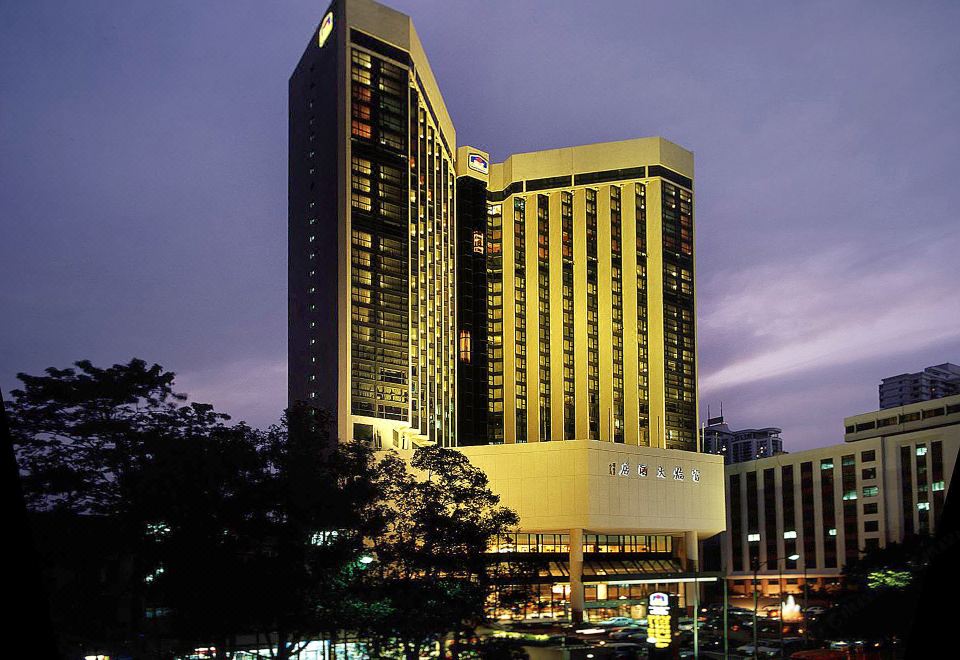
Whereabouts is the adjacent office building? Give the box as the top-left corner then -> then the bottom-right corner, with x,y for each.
289,0 -> 719,622
879,362 -> 960,409
722,395 -> 960,596
701,414 -> 785,464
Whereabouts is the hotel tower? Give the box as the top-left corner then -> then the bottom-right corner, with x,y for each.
290,0 -> 725,622
455,141 -> 697,451
289,0 -> 457,447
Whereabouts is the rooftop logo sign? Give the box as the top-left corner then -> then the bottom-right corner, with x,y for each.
468,153 -> 489,175
318,12 -> 334,48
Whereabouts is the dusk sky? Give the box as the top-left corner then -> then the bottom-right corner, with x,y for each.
2,0 -> 958,451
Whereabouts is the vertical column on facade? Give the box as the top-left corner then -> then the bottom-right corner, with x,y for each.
425,128 -> 436,443
572,190 -> 589,440
524,194 -> 540,442
756,467 -> 767,573
622,183 -> 640,446
596,186 -> 613,442
775,467 -> 785,576
338,47 -> 352,444
811,460 -> 825,576
684,531 -> 700,612
502,196 -> 517,444
645,179 -> 666,448
440,158 -> 449,444
569,528 -> 585,623
548,192 -> 564,441
445,163 -> 456,446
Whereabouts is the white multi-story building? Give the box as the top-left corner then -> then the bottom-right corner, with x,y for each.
722,394 -> 960,596
702,414 -> 784,465
879,362 -> 960,410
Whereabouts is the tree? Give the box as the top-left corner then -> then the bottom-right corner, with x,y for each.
10,360 -> 388,660
814,536 -> 932,643
9,359 -> 212,656
363,446 -> 521,660
10,358 -> 190,515
131,414 -> 264,659
241,404 -> 389,660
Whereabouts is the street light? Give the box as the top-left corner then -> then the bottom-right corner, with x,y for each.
751,552 -> 799,658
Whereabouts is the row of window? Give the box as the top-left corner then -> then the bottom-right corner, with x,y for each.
730,441 -> 946,573
846,402 -> 960,433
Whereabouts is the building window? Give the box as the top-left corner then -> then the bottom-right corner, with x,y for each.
862,467 -> 877,480
459,329 -> 471,363
747,533 -> 760,543
862,486 -> 879,498
821,459 -> 834,470
861,450 -> 876,462
864,520 -> 879,533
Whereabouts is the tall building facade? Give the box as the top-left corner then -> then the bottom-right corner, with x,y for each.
289,0 -> 458,447
289,1 -> 718,624
879,362 -> 960,409
722,395 -> 960,596
701,414 -> 785,464
455,139 -> 698,450
290,0 -> 701,454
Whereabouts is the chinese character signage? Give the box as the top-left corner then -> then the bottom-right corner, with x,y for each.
608,460 -> 703,484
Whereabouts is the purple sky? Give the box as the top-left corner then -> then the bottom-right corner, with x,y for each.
2,1 -> 959,450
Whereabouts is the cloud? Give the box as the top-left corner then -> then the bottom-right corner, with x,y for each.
174,355 -> 287,430
699,238 -> 960,393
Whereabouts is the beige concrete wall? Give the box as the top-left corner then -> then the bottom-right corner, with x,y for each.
488,137 -> 693,190
458,440 -> 725,536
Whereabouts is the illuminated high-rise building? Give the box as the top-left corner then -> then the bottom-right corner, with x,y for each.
289,0 -> 699,454
455,140 -> 698,450
291,0 -> 722,625
289,0 -> 457,447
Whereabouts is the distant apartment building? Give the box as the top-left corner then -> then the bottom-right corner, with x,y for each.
879,362 -> 960,409
701,414 -> 784,464
722,394 -> 960,596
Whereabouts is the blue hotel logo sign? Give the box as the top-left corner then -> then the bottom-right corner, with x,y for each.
468,153 -> 489,175
609,460 -> 701,483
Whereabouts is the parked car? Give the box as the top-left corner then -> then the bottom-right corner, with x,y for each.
804,606 -> 827,616
762,604 -> 782,618
602,642 -> 647,659
737,642 -> 782,657
609,625 -> 646,639
598,616 -> 635,627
